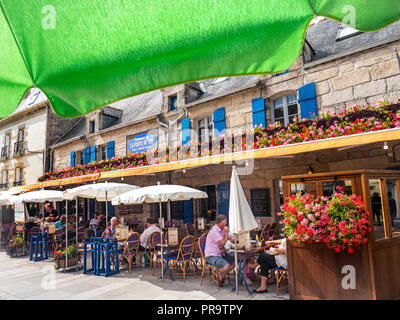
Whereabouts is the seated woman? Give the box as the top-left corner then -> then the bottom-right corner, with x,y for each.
55,216 -> 70,230
253,238 -> 287,293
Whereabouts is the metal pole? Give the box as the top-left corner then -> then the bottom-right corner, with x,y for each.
234,233 -> 239,294
65,201 -> 68,271
106,191 -> 108,229
160,200 -> 164,282
75,198 -> 78,248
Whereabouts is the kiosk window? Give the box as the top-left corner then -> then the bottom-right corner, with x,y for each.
369,179 -> 386,241
250,189 -> 271,217
290,182 -> 316,197
322,180 -> 352,197
386,179 -> 400,238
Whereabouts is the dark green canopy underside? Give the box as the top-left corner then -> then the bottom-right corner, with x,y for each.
0,0 -> 399,118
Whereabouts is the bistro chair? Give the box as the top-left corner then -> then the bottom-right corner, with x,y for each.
1,223 -> 13,249
123,232 -> 140,272
274,267 -> 288,296
198,233 -> 219,287
166,235 -> 196,282
150,232 -> 163,274
52,228 -> 65,252
260,224 -> 271,241
27,226 -> 41,250
268,223 -> 277,240
164,221 -> 171,228
185,223 -> 196,236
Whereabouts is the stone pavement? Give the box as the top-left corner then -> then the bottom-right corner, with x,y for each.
0,251 -> 289,300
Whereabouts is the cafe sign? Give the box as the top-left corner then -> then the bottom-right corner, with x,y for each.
126,131 -> 157,155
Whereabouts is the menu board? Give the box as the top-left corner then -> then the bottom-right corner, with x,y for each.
197,217 -> 205,230
250,189 -> 271,216
118,204 -> 143,215
14,202 -> 26,223
168,228 -> 179,246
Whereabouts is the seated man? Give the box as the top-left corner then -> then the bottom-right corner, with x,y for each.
139,218 -> 161,251
43,202 -> 59,222
105,217 -> 118,237
253,237 -> 287,293
204,214 -> 235,286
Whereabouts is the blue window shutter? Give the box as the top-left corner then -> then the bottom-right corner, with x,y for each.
213,107 -> 226,138
274,69 -> 289,77
107,202 -> 115,217
183,200 -> 193,223
217,182 -> 230,221
107,141 -> 115,159
299,82 -> 318,120
70,151 -> 75,167
252,98 -> 266,128
181,118 -> 191,146
84,147 -> 91,164
90,146 -> 97,162
170,95 -> 177,111
89,199 -> 95,219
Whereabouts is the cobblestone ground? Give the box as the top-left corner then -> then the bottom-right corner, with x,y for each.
0,251 -> 289,300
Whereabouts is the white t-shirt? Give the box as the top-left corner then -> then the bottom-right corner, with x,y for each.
140,224 -> 161,248
274,238 -> 287,269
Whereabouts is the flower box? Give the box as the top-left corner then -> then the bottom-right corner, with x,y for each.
57,256 -> 79,269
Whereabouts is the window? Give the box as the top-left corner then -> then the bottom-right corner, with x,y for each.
99,145 -> 107,161
197,117 -> 212,145
1,170 -> 8,189
272,94 -> 299,126
290,182 -> 317,197
369,179 -> 385,241
78,151 -> 84,165
386,179 -> 400,238
199,185 -> 217,222
89,120 -> 95,134
169,95 -> 177,111
2,133 -> 11,159
336,25 -> 362,41
14,128 -> 24,155
322,180 -> 353,197
14,167 -> 23,186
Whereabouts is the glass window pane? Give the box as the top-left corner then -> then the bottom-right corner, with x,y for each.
274,108 -> 284,119
287,94 -> 297,105
369,179 -> 386,241
289,183 -> 316,197
304,183 -> 316,196
274,98 -> 284,109
323,180 -> 353,197
387,180 -> 400,238
287,104 -> 298,116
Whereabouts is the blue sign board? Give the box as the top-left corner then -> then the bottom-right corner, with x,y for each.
127,132 -> 157,154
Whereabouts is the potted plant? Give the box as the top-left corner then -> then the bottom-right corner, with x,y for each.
6,234 -> 25,257
278,187 -> 371,254
54,244 -> 79,270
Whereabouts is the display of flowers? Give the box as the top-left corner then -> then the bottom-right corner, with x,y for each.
54,244 -> 78,270
6,234 -> 25,257
39,100 -> 400,182
278,187 -> 372,254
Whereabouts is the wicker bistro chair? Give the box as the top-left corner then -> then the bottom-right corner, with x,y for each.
268,223 -> 277,240
274,267 -> 289,296
149,232 -> 163,273
76,226 -> 85,245
165,235 -> 196,282
52,229 -> 65,252
198,233 -> 219,287
185,223 -> 196,236
123,232 -> 140,272
260,224 -> 271,241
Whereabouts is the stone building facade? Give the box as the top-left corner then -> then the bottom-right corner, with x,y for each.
48,19 -> 400,229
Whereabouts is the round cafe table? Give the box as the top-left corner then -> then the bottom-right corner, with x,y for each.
156,243 -> 180,281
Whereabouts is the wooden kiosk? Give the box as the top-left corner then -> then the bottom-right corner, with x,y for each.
282,170 -> 400,300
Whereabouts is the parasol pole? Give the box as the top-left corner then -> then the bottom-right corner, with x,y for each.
75,198 -> 78,248
234,233 -> 239,294
106,190 -> 109,229
65,200 -> 68,271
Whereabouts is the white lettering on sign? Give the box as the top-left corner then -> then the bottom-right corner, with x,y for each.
341,265 -> 356,290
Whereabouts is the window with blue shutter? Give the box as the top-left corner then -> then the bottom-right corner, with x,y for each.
252,98 -> 266,128
90,146 -> 97,162
84,147 -> 91,164
274,69 -> 289,77
299,82 -> 318,120
107,141 -> 115,159
213,107 -> 226,138
170,95 -> 177,111
181,118 -> 191,146
217,182 -> 230,221
70,151 -> 75,167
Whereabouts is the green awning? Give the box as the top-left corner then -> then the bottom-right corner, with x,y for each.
0,0 -> 399,118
